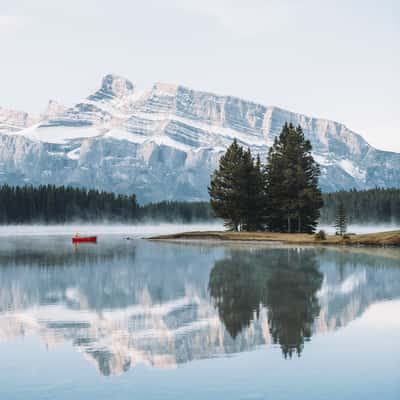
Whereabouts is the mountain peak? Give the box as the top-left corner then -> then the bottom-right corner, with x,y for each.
42,100 -> 67,119
152,82 -> 178,95
0,106 -> 38,134
89,74 -> 134,101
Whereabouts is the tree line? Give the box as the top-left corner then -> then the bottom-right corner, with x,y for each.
209,123 -> 323,233
0,185 -> 212,224
1,184 -> 398,225
321,188 -> 400,225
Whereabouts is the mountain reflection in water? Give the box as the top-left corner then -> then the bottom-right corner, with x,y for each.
0,236 -> 399,376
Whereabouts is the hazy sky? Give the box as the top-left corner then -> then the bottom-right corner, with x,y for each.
1,0 -> 399,151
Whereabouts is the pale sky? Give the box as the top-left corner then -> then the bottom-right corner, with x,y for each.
1,0 -> 399,152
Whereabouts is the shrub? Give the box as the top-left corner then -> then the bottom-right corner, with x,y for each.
315,230 -> 327,241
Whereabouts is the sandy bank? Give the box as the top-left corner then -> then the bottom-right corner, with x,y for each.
148,230 -> 400,246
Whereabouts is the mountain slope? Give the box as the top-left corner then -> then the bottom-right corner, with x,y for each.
1,74 -> 399,202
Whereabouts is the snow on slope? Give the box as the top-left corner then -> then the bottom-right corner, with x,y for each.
0,107 -> 38,135
10,124 -> 102,144
0,73 -> 399,202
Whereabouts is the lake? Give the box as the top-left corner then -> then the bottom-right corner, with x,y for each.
0,232 -> 399,399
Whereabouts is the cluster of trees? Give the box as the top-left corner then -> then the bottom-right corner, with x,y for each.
321,188 -> 400,225
209,123 -> 323,233
0,185 -> 213,224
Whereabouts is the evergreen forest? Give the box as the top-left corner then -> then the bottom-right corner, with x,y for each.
320,188 -> 400,225
0,184 -> 398,225
0,184 -> 213,224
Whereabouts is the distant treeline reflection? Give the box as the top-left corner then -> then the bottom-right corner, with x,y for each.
208,248 -> 323,358
0,184 -> 399,224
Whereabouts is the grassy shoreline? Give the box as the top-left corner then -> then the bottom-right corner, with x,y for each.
148,230 -> 400,247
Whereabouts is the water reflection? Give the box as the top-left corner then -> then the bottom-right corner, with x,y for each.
0,237 -> 399,376
265,251 -> 322,358
209,249 -> 323,357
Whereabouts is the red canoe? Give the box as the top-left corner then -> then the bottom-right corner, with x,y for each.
72,236 -> 97,243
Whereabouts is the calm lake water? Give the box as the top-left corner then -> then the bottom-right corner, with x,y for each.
0,234 -> 399,399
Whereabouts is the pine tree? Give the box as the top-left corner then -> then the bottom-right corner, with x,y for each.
208,139 -> 245,231
334,202 -> 347,236
251,154 -> 267,230
265,123 -> 323,233
239,151 -> 266,231
208,140 -> 265,231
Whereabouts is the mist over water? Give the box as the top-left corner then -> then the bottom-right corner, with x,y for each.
0,223 -> 224,238
318,223 -> 400,234
0,221 -> 397,238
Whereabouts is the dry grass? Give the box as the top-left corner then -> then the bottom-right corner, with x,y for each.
347,230 -> 400,246
149,230 -> 400,247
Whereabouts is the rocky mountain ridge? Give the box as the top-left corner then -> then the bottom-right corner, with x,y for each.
1,74 -> 399,202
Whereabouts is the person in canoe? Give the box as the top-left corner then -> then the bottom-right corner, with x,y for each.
72,234 -> 97,243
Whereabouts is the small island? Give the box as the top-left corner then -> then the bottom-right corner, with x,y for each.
149,229 -> 400,246
151,124 -> 400,247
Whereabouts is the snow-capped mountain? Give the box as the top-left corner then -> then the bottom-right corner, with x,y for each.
1,74 -> 399,202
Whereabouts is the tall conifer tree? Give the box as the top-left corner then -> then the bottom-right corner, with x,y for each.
239,150 -> 266,230
208,140 -> 265,231
265,123 -> 323,233
208,139 -> 245,231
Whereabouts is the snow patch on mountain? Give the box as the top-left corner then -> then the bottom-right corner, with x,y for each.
10,124 -> 102,144
338,159 -> 366,181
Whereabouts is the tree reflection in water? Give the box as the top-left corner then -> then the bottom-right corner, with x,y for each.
208,248 -> 323,358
